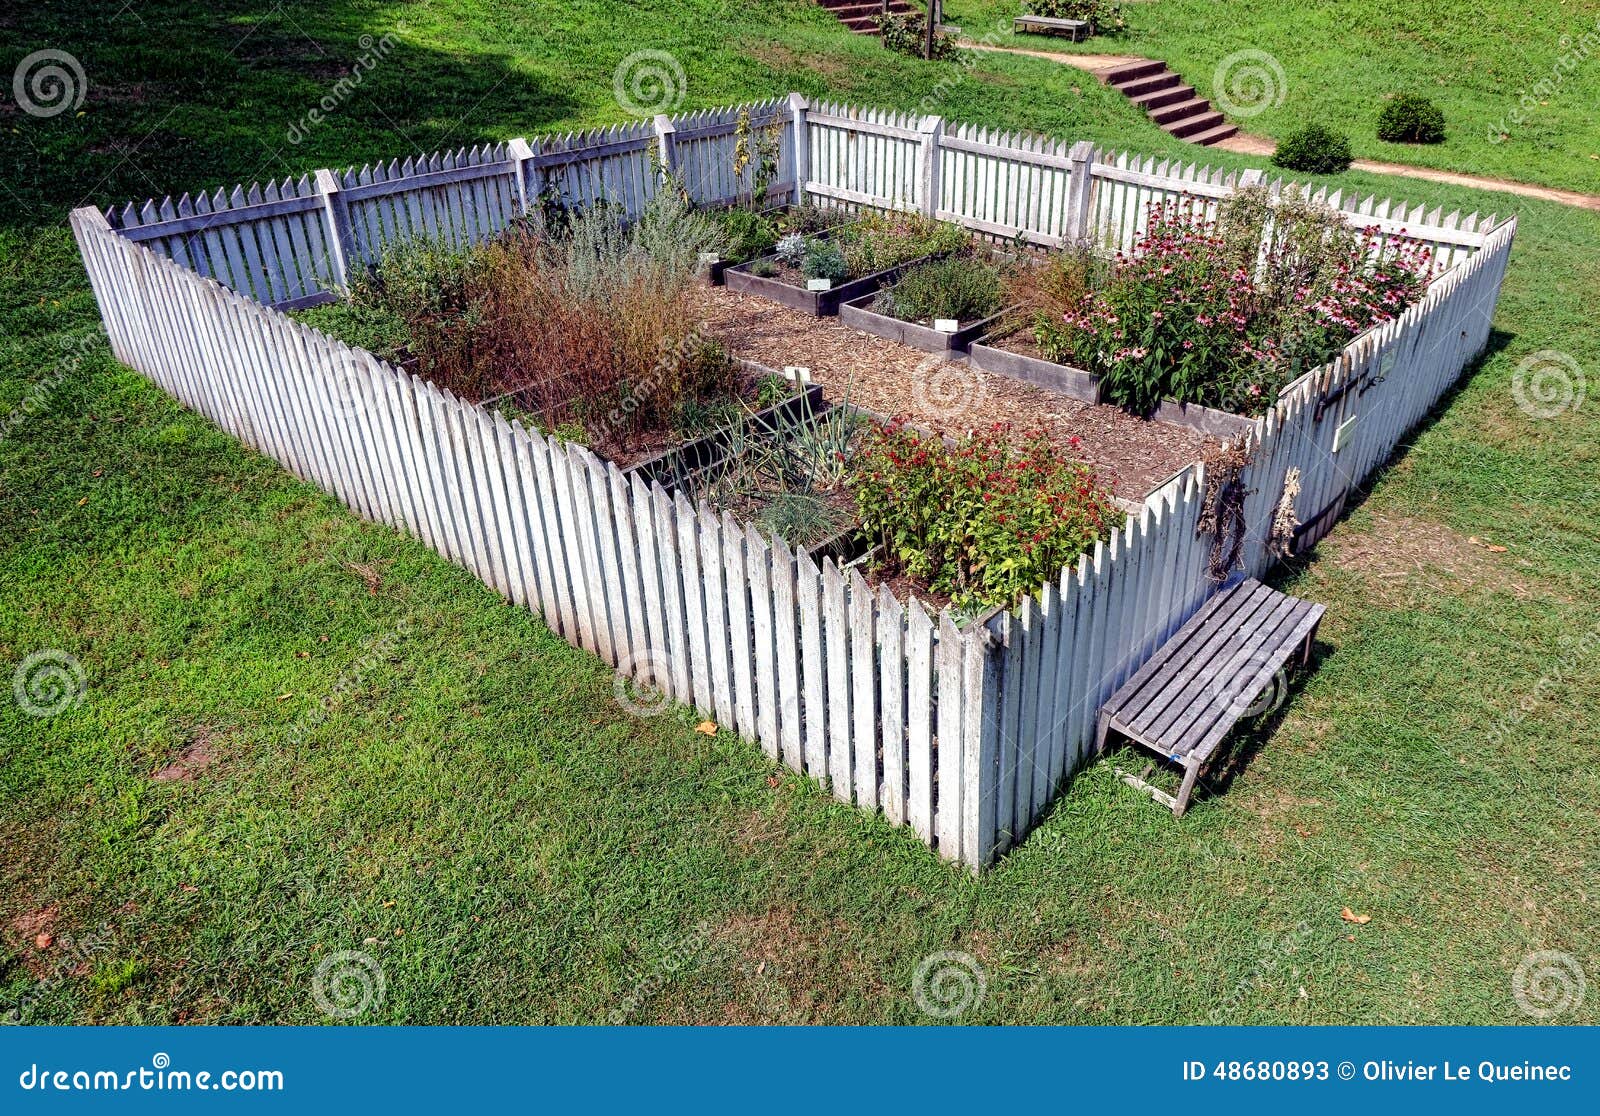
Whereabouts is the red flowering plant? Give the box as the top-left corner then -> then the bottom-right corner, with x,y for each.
850,420 -> 1119,612
1041,193 -> 1432,416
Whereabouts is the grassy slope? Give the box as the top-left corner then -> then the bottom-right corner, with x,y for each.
2,0 -> 1596,1024
947,0 -> 1600,195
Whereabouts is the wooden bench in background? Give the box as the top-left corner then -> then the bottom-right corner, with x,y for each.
1095,578 -> 1325,816
1013,15 -> 1093,41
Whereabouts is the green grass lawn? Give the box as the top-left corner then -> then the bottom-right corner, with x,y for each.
2,0 -> 1597,1024
947,0 -> 1600,195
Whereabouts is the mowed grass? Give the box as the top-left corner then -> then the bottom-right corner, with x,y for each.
2,0 -> 1597,1024
947,0 -> 1600,195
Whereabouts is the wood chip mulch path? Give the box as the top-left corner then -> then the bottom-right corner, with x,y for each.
692,286 -> 1215,503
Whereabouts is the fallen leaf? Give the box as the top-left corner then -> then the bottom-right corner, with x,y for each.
276,692 -> 293,701
1468,536 -> 1508,552
382,900 -> 395,909
180,884 -> 198,893
76,497 -> 88,507
92,469 -> 103,477
34,933 -> 52,950
695,720 -> 718,736
295,651 -> 310,659
766,775 -> 781,788
1340,907 -> 1372,924
363,937 -> 378,946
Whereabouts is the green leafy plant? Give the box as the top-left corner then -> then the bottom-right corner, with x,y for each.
851,421 -> 1117,611
681,400 -> 863,550
755,373 -> 795,408
876,254 -> 1004,324
714,207 -> 778,264
802,240 -> 848,283
1025,0 -> 1128,32
832,212 -> 968,279
1377,93 -> 1446,144
1041,197 -> 1431,415
731,106 -> 786,205
1270,123 -> 1354,175
876,13 -> 958,60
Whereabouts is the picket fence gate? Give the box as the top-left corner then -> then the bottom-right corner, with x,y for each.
73,94 -> 1515,869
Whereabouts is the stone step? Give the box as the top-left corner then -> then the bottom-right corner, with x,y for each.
1166,110 -> 1229,139
1117,71 -> 1181,99
1102,59 -> 1169,86
1185,121 -> 1240,146
1150,97 -> 1212,126
832,1 -> 913,15
1130,83 -> 1195,111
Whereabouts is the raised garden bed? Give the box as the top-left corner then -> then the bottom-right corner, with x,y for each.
724,253 -> 939,316
702,205 -> 855,287
653,393 -> 870,562
838,292 -> 1009,353
625,369 -> 826,484
968,327 -> 1256,440
969,326 -> 1100,403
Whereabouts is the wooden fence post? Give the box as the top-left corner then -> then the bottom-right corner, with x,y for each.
653,113 -> 678,180
1238,168 -> 1266,189
918,115 -> 943,219
788,92 -> 810,205
314,168 -> 355,288
507,137 -> 535,213
1065,140 -> 1096,244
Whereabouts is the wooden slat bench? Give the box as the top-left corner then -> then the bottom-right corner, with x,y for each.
1013,15 -> 1093,41
1095,578 -> 1325,816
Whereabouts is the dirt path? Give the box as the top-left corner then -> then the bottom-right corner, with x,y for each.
963,42 -> 1600,213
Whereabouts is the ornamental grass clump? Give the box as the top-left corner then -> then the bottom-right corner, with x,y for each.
318,190 -> 736,457
850,421 -> 1118,611
876,253 -> 1005,324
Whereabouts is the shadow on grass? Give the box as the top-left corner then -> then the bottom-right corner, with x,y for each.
0,0 -> 580,231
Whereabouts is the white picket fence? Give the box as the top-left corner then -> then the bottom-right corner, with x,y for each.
74,94 -> 1515,869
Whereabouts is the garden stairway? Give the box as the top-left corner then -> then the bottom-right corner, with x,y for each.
1101,59 -> 1238,147
817,0 -> 919,36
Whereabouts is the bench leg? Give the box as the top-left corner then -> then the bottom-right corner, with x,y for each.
1094,709 -> 1113,756
1173,760 -> 1203,817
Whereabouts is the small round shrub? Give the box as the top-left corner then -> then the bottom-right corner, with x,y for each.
1376,93 -> 1446,144
1270,123 -> 1353,175
801,241 -> 847,284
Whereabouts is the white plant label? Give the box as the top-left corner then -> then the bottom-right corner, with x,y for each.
934,318 -> 960,333
806,278 -> 832,292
